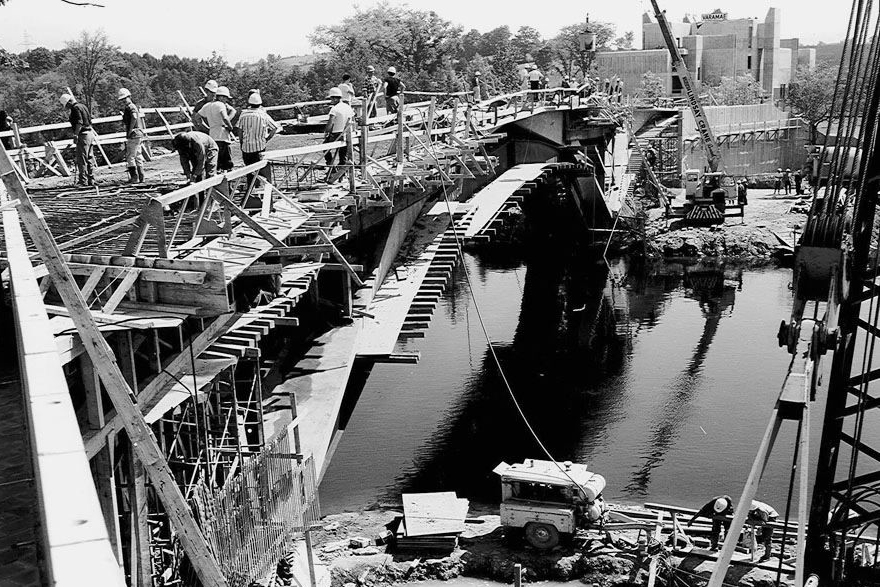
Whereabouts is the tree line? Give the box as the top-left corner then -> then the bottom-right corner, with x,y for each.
0,3 -> 635,127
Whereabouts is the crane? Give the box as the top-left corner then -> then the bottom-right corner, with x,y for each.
647,0 -> 744,223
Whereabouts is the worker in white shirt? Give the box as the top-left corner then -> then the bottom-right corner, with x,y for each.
195,85 -> 236,171
322,87 -> 354,182
528,65 -> 544,103
338,74 -> 356,104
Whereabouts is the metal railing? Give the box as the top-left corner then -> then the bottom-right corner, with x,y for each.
192,423 -> 321,587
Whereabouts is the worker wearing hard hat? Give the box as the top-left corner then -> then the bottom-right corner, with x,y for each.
117,88 -> 146,184
59,92 -> 97,186
322,87 -> 354,182
382,66 -> 405,115
195,85 -> 236,171
471,70 -> 483,103
748,499 -> 779,561
688,495 -> 734,551
362,65 -> 381,119
235,90 -> 278,184
191,79 -> 219,132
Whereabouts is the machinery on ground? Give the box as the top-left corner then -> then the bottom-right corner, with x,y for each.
648,0 -> 745,224
494,459 -> 607,549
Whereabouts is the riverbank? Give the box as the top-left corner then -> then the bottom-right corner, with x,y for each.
645,188 -> 806,260
310,507 -> 791,587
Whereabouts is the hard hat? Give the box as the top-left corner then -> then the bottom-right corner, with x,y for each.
59,93 -> 74,106
474,71 -> 481,75
204,79 -> 219,92
248,92 -> 263,105
117,88 -> 131,100
367,65 -> 375,72
215,86 -> 231,98
777,168 -> 783,172
327,87 -> 342,98
531,64 -> 538,70
786,168 -> 791,172
387,66 -> 397,74
713,497 -> 729,514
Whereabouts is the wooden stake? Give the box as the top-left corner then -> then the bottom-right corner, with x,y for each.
346,122 -> 356,195
0,147 -> 231,587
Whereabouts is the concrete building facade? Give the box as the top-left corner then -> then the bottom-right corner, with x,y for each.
596,7 -> 811,100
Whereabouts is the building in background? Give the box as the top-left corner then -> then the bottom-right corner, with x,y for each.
596,7 -> 816,100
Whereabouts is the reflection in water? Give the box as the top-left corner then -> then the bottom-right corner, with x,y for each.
624,264 -> 741,495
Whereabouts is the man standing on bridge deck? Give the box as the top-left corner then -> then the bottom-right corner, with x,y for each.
236,90 -> 279,185
60,93 -> 97,186
172,130 -> 218,183
471,70 -> 483,103
338,74 -> 356,105
322,87 -> 354,183
528,65 -> 544,104
196,85 -> 236,172
192,80 -> 218,133
688,495 -> 733,550
118,87 -> 146,184
383,66 -> 404,115
363,66 -> 381,119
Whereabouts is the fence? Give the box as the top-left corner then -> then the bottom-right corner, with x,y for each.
192,422 -> 321,587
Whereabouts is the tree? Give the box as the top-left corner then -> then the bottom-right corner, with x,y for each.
615,31 -> 635,50
640,71 -> 665,104
708,74 -> 763,105
477,26 -> 512,58
788,64 -> 837,143
25,47 -> 58,71
62,30 -> 122,113
549,21 -> 616,78
511,26 -> 544,62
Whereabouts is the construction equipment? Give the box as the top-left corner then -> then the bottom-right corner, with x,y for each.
494,459 -> 608,549
648,0 -> 745,224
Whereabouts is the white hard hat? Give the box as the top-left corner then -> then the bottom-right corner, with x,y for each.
59,93 -> 74,106
117,88 -> 131,100
474,71 -> 481,75
367,65 -> 375,72
713,498 -> 729,514
387,66 -> 397,74
214,86 -> 231,98
248,92 -> 263,105
327,87 -> 342,98
204,79 -> 219,92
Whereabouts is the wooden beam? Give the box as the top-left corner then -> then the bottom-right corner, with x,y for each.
211,184 -> 286,248
0,147 -> 230,587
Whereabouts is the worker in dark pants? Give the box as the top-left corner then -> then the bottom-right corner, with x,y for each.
749,500 -> 779,561
0,110 -> 14,150
60,93 -> 98,186
172,131 -> 218,183
688,495 -> 733,550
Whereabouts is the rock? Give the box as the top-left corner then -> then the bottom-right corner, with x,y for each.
324,522 -> 340,532
352,546 -> 381,556
349,537 -> 372,549
322,540 -> 348,553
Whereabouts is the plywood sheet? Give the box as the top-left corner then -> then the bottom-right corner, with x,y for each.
402,492 -> 469,537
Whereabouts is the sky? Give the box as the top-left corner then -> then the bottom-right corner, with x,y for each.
0,0 -> 851,64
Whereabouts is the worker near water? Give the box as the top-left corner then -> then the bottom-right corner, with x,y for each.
688,495 -> 733,550
192,80 -> 219,132
383,66 -> 404,115
60,92 -> 97,186
749,499 -> 779,561
0,109 -> 14,150
117,88 -> 146,184
172,130 -> 218,183
236,90 -> 279,184
339,74 -> 356,104
782,168 -> 792,195
322,87 -> 354,182
471,71 -> 483,103
362,66 -> 381,119
195,85 -> 236,172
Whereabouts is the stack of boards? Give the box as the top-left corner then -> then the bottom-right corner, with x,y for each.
387,492 -> 470,553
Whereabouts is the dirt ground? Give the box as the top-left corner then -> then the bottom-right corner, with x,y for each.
645,188 -> 808,260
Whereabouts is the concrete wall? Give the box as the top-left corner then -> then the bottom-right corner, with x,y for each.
798,48 -> 816,69
700,35 -> 739,84
682,123 -> 808,175
643,20 -> 691,50
595,49 -> 671,96
681,103 -> 789,137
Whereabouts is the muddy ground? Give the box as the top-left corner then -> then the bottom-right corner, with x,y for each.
310,507 -> 790,587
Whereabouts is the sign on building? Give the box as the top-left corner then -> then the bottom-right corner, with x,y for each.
701,9 -> 727,21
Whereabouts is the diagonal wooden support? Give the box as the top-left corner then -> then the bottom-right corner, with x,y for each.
317,228 -> 364,287
211,186 -> 286,248
0,147 -> 231,587
101,268 -> 140,313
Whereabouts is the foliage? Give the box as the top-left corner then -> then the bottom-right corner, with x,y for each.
549,22 -> 617,79
707,74 -> 763,105
788,64 -> 838,142
615,31 -> 635,50
62,30 -> 122,112
640,71 -> 665,104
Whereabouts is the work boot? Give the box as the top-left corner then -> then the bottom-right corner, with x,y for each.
127,166 -> 138,184
136,165 -> 144,183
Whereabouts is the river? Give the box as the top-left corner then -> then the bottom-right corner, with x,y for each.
319,247 -> 826,518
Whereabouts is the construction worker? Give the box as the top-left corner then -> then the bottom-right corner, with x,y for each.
60,93 -> 97,186
117,88 -> 146,184
773,168 -> 783,195
192,80 -> 219,133
322,87 -> 354,182
171,130 -> 218,183
471,71 -> 483,103
0,109 -> 14,150
338,74 -> 356,104
236,90 -> 278,184
362,65 -> 381,119
383,66 -> 405,115
528,65 -> 544,104
749,499 -> 779,561
794,168 -> 804,195
782,168 -> 792,195
688,495 -> 733,550
195,85 -> 236,172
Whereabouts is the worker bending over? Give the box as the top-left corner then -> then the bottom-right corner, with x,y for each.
749,499 -> 779,561
172,131 -> 218,183
117,88 -> 146,183
236,90 -> 278,185
60,92 -> 97,186
322,87 -> 354,183
688,495 -> 733,550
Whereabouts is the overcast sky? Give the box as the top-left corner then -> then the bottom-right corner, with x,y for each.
0,0 -> 851,64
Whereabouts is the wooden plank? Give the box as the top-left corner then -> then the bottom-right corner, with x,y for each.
1,145 -> 230,587
101,269 -> 140,314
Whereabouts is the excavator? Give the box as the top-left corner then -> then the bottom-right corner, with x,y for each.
646,0 -> 746,224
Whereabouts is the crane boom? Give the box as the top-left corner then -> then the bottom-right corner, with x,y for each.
648,0 -> 723,172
